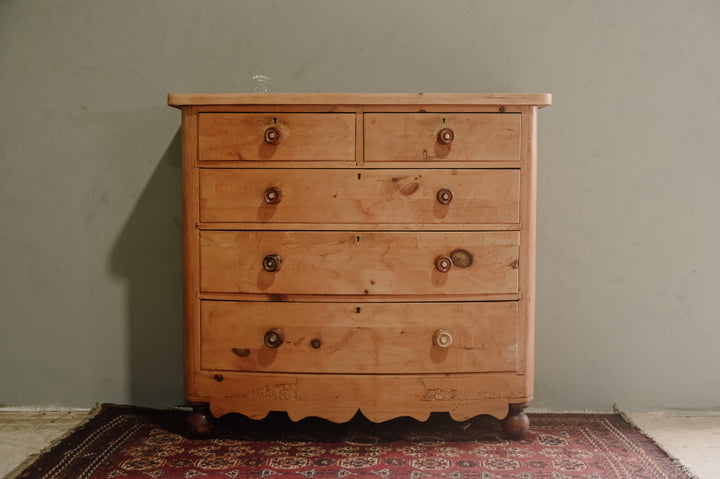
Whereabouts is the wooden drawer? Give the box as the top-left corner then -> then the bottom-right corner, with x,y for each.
200,230 -> 519,296
201,301 -> 518,374
199,168 -> 520,224
198,113 -> 355,162
364,113 -> 520,163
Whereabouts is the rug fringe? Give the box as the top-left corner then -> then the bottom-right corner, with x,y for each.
616,408 -> 701,479
5,404 -> 104,479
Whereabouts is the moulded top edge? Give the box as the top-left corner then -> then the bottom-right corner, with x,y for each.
167,93 -> 552,108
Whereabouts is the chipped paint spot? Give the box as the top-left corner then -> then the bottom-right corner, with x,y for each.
252,73 -> 272,93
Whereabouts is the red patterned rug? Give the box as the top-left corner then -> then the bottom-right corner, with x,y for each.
16,404 -> 694,478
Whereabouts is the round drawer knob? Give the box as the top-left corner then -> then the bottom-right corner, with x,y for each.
264,126 -> 281,144
435,255 -> 453,273
262,254 -> 282,272
264,187 -> 282,205
437,128 -> 455,145
264,328 -> 285,348
436,188 -> 454,205
433,329 -> 453,348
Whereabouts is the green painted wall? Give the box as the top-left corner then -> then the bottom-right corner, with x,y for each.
1,0 -> 719,412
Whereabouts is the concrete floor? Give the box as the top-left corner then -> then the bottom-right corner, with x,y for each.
626,412 -> 720,479
1,410 -> 91,479
1,410 -> 718,478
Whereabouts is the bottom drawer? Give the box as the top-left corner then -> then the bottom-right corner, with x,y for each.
201,301 -> 518,374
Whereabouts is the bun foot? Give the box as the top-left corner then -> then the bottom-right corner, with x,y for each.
187,403 -> 213,437
501,402 -> 530,440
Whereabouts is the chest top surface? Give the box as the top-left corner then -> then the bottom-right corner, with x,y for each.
168,92 -> 551,107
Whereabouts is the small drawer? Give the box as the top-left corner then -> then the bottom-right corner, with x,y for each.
200,230 -> 519,296
364,113 -> 520,163
198,113 -> 355,162
199,168 -> 520,224
201,301 -> 518,374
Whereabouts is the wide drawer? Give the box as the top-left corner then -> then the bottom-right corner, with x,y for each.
364,113 -> 520,163
199,168 -> 520,224
200,230 -> 519,296
201,301 -> 519,374
198,113 -> 355,162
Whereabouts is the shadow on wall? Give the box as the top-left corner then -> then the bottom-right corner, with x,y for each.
110,128 -> 184,407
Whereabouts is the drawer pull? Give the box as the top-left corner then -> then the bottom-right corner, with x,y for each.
437,127 -> 455,145
264,187 -> 282,205
264,126 -> 281,144
435,255 -> 453,273
433,329 -> 453,348
264,328 -> 285,348
262,254 -> 283,272
436,188 -> 454,205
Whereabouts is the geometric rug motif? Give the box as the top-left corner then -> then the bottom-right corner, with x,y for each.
16,405 -> 695,478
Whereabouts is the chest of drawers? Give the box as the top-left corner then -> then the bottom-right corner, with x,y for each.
168,93 -> 551,439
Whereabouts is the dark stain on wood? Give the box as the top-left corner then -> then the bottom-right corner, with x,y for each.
399,181 -> 420,196
450,249 -> 473,268
232,348 -> 251,357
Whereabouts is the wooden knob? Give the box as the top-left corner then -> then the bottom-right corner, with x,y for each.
437,128 -> 454,145
436,188 -> 454,205
435,255 -> 452,273
264,187 -> 282,205
433,329 -> 453,348
264,328 -> 285,348
264,126 -> 281,144
262,254 -> 282,272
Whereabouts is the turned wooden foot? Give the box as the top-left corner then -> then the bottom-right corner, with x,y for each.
187,402 -> 213,437
501,402 -> 530,440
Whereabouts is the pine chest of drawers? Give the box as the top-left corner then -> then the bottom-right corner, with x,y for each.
168,93 -> 551,439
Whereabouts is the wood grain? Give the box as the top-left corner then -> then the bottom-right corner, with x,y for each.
201,301 -> 518,374
364,113 -> 521,162
181,107 -> 201,398
172,93 -> 549,433
169,92 -> 552,107
200,230 -> 519,296
199,168 -> 520,224
198,113 -> 355,162
192,372 -> 530,423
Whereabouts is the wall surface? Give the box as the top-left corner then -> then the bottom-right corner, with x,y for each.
1,0 -> 719,412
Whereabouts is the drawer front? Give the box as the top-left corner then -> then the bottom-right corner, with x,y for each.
364,113 -> 520,163
201,301 -> 518,374
198,113 -> 355,162
199,168 -> 520,224
200,231 -> 519,295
